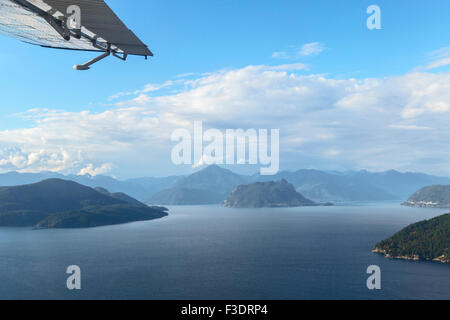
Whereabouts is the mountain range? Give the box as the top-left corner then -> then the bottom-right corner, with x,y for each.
147,166 -> 450,205
2,166 -> 450,205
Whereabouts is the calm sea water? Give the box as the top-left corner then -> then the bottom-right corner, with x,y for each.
0,203 -> 448,300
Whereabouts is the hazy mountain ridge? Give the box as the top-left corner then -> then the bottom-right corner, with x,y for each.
2,167 -> 450,205
149,166 -> 450,205
223,180 -> 319,208
346,170 -> 450,200
176,165 -> 248,195
148,187 -> 226,205
148,165 -> 249,205
0,171 -> 183,202
251,169 -> 396,202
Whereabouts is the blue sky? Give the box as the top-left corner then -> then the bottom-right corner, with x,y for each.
0,0 -> 449,178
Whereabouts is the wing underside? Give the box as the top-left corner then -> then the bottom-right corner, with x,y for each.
0,0 -> 152,56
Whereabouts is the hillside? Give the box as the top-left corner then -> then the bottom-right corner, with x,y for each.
35,205 -> 168,229
175,165 -> 249,197
223,180 -> 320,208
253,170 -> 396,202
149,165 -> 249,205
347,170 -> 450,200
94,187 -> 147,207
0,179 -> 168,228
403,185 -> 450,208
373,214 -> 450,263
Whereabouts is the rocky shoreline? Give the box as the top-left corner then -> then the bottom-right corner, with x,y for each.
402,201 -> 450,208
372,247 -> 450,264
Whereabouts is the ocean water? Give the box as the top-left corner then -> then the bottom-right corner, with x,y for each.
0,203 -> 448,300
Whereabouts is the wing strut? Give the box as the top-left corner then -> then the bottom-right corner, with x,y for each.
73,44 -> 128,70
73,49 -> 110,70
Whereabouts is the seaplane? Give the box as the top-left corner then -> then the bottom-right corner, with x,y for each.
0,0 -> 153,70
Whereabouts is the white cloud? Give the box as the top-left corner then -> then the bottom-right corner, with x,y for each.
78,163 -> 114,176
298,42 -> 325,56
272,51 -> 290,59
0,107 -> 165,175
431,47 -> 450,59
0,147 -> 81,173
1,63 -> 450,176
325,149 -> 341,157
192,155 -> 210,169
389,124 -> 432,131
423,58 -> 450,70
108,80 -> 179,101
272,42 -> 325,59
136,80 -> 176,94
415,47 -> 450,71
175,72 -> 196,79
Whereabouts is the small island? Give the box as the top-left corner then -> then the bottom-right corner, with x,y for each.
223,179 -> 330,208
402,185 -> 450,208
373,213 -> 450,264
0,179 -> 168,229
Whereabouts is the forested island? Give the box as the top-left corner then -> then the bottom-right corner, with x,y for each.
0,179 -> 168,229
223,180 -> 330,208
373,213 -> 450,264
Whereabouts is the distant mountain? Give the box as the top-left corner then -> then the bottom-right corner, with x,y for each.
176,165 -> 249,196
143,166 -> 450,205
403,185 -> 450,208
2,167 -> 450,205
0,171 -> 64,186
0,179 -> 168,228
148,187 -> 225,205
0,171 -> 183,202
373,214 -> 450,263
345,170 -> 450,200
251,170 -> 396,202
149,165 -> 249,205
251,169 -> 450,202
122,176 -> 183,200
223,180 -> 320,208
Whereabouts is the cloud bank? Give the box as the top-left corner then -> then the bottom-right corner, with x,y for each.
1,63 -> 450,177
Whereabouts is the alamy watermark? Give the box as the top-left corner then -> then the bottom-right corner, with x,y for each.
66,265 -> 81,290
171,121 -> 280,175
66,5 -> 81,30
367,5 -> 381,30
366,265 -> 381,290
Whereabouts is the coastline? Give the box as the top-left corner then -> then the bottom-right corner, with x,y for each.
402,201 -> 450,209
372,247 -> 450,264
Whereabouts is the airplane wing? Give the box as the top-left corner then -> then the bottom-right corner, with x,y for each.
0,0 -> 152,68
